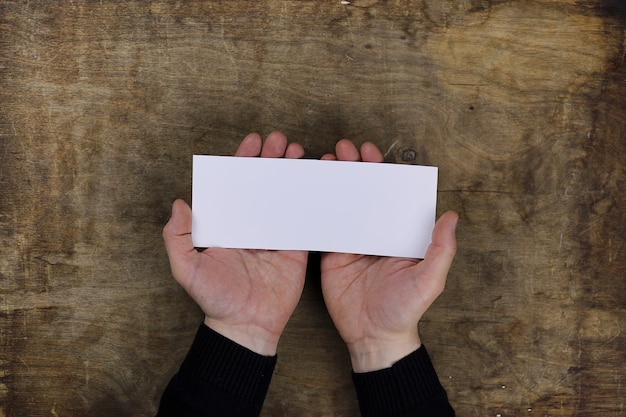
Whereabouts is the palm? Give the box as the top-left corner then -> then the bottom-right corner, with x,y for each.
321,254 -> 428,345
183,248 -> 307,335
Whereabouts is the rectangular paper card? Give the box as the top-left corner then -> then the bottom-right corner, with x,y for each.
192,155 -> 438,258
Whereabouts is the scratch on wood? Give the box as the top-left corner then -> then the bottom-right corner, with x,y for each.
16,356 -> 30,372
220,17 -> 236,66
383,140 -> 400,158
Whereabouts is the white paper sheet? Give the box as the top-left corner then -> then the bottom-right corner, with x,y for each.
192,155 -> 438,258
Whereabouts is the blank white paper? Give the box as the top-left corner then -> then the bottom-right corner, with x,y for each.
192,155 -> 438,258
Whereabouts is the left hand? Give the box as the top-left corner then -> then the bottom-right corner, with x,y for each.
162,132 -> 309,356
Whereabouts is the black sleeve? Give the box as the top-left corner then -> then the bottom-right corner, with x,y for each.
156,324 -> 277,417
351,345 -> 455,417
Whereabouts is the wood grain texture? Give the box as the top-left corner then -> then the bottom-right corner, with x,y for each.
1,1 -> 624,416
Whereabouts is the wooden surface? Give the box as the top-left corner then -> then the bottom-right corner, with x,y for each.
1,1 -> 625,416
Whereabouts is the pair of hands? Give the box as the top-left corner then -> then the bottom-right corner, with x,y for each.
163,132 -> 458,372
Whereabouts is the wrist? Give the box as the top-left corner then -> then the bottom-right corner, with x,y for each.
348,334 -> 421,373
204,317 -> 281,356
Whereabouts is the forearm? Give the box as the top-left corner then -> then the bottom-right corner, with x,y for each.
156,323 -> 276,417
351,345 -> 455,417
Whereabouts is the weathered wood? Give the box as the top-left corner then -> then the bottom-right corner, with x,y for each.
1,1 -> 624,416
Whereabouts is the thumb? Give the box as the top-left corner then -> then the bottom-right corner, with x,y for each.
415,211 -> 458,295
162,199 -> 195,271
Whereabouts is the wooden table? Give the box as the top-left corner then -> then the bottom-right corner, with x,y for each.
1,1 -> 625,415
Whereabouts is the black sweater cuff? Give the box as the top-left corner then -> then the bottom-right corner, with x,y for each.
351,345 -> 454,417
157,324 -> 276,417
180,324 -> 277,403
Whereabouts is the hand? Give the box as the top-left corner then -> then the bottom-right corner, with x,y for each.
320,140 -> 458,372
162,132 -> 308,356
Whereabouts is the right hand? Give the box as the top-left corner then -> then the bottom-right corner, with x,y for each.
320,139 -> 458,372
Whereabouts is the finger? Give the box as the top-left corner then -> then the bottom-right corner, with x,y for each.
162,199 -> 196,270
360,142 -> 384,163
417,211 -> 458,294
320,153 -> 337,160
285,142 -> 305,159
236,133 -> 263,157
261,131 -> 288,158
335,139 -> 360,161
